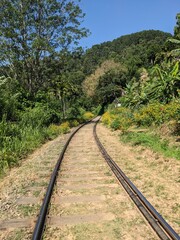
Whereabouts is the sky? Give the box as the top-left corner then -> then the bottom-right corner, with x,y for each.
78,0 -> 180,49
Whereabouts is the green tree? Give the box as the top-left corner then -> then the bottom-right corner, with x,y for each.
95,67 -> 127,105
174,13 -> 180,39
0,0 -> 88,95
167,13 -> 180,56
0,76 -> 20,120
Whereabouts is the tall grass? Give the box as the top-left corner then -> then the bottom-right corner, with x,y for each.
0,108 -> 65,174
0,121 -> 52,173
0,106 -> 94,175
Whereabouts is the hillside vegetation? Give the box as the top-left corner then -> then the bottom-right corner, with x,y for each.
89,18 -> 180,160
82,29 -> 174,106
82,30 -> 171,75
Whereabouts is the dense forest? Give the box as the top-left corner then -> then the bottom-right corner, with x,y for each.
0,0 -> 180,173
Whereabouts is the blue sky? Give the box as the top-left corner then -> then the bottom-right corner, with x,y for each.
79,0 -> 180,49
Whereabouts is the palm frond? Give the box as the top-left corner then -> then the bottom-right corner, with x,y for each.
167,38 -> 180,44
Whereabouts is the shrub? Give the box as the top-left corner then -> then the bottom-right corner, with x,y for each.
20,104 -> 62,128
110,117 -> 121,130
0,76 -> 20,121
110,115 -> 133,131
91,105 -> 102,115
133,101 -> 180,126
102,106 -> 133,131
82,112 -> 94,121
133,103 -> 164,126
101,112 -> 114,126
164,101 -> 180,121
46,124 -> 62,138
69,120 -> 79,127
102,101 -> 180,131
66,106 -> 83,121
20,106 -> 50,128
59,121 -> 70,134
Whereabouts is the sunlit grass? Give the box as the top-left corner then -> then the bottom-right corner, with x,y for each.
0,122 -> 70,175
120,131 -> 180,160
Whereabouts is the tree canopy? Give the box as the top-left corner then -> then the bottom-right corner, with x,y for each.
82,30 -> 172,76
0,0 -> 88,95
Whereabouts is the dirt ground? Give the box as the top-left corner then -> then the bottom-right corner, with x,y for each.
0,121 -> 179,239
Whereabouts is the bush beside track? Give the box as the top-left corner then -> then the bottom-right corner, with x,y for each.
101,101 -> 180,160
0,107 -> 94,175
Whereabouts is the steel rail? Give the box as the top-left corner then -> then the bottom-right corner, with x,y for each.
93,120 -> 180,240
32,120 -> 91,240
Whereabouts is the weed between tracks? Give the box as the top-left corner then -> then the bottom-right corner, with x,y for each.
4,229 -> 32,240
17,204 -> 41,217
43,217 -> 156,240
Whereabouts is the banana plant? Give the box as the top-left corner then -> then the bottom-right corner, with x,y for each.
149,62 -> 180,102
167,38 -> 180,56
121,62 -> 180,108
121,80 -> 148,107
167,13 -> 180,56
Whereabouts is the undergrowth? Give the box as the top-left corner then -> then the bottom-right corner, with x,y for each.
0,108 -> 94,175
101,100 -> 180,160
0,121 -> 70,174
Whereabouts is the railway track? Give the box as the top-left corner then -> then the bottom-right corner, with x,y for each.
31,117 -> 180,240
